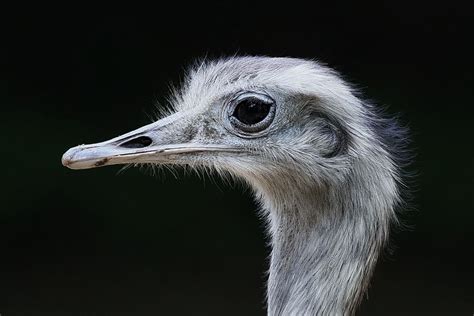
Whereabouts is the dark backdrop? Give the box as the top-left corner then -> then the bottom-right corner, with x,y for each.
1,3 -> 473,315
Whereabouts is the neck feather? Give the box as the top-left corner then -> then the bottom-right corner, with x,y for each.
255,160 -> 398,315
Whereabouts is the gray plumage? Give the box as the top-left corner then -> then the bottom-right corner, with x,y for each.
62,56 -> 408,315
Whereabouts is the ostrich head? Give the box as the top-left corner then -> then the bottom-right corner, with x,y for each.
62,57 -> 406,315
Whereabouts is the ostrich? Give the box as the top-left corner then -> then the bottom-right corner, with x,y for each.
62,57 -> 407,315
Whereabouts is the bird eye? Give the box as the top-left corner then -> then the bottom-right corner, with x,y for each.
230,94 -> 275,133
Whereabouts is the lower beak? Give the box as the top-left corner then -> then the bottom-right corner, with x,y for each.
62,142 -> 236,170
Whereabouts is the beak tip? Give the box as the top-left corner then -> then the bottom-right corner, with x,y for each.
61,148 -> 75,168
61,144 -> 113,170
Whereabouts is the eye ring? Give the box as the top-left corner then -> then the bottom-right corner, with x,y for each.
228,92 -> 276,135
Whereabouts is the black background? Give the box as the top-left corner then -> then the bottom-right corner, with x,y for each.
1,3 -> 473,315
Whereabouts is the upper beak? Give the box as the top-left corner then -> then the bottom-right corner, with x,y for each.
61,113 -> 238,170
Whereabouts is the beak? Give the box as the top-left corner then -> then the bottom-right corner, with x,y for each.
62,113 -> 238,170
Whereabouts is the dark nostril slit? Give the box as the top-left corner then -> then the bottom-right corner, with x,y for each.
120,136 -> 153,148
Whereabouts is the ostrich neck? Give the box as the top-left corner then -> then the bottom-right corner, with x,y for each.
260,174 -> 393,315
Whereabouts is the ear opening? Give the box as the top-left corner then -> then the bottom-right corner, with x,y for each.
308,110 -> 349,158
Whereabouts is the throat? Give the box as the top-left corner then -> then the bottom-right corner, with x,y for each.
261,187 -> 391,316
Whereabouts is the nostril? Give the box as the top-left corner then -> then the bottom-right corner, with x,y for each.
120,136 -> 153,148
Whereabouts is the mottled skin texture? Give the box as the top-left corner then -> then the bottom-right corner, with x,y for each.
62,57 -> 408,315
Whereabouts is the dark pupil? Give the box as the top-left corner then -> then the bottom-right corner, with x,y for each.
233,98 -> 271,125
